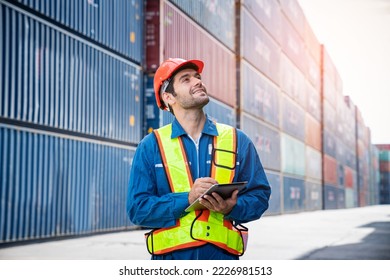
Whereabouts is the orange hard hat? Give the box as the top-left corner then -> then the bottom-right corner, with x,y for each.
154,58 -> 204,110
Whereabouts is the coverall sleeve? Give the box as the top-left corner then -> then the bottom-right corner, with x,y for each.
126,135 -> 189,228
225,130 -> 271,224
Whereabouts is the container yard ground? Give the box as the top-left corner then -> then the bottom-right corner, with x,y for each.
0,205 -> 389,260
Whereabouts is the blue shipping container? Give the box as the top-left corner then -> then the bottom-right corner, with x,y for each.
265,171 -> 281,215
241,59 -> 280,128
283,175 -> 305,213
9,0 -> 143,62
305,180 -> 322,211
0,3 -> 143,144
241,113 -> 281,171
0,125 -> 135,243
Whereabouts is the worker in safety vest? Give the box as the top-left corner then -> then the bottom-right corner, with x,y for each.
127,58 -> 271,260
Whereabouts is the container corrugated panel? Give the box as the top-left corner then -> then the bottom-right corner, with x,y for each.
345,188 -> 358,208
283,175 -> 305,213
322,46 -> 343,96
241,7 -> 281,85
323,154 -> 337,186
305,53 -> 321,94
380,161 -> 390,172
280,14 -> 307,76
281,96 -> 305,141
305,180 -> 322,211
279,0 -> 306,40
12,0 -> 143,62
0,125 -> 135,243
169,0 -> 235,51
380,150 -> 390,162
163,1 -> 236,108
322,73 -> 338,109
241,59 -> 280,128
281,133 -> 305,176
323,129 -> 337,158
241,113 -> 281,171
305,80 -> 321,121
145,0 -> 160,72
336,139 -> 347,166
324,185 -> 345,209
264,171 -> 281,215
305,146 -> 322,181
323,100 -> 336,133
305,113 -> 321,151
280,54 -> 306,109
344,166 -> 355,188
377,144 -> 390,151
0,4 -> 143,144
241,0 -> 282,44
338,163 -> 345,187
303,18 -> 321,70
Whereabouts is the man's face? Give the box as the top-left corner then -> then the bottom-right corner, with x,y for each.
171,68 -> 209,110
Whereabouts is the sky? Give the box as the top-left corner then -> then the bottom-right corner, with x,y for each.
297,0 -> 390,144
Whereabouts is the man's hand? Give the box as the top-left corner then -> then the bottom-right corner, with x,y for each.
188,177 -> 218,205
199,190 -> 238,215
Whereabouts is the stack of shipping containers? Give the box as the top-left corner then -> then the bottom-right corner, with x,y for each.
145,0 -> 237,130
1,0 -> 387,245
0,0 -> 143,243
377,145 -> 390,204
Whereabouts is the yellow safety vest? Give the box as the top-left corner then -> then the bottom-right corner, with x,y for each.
145,122 -> 248,256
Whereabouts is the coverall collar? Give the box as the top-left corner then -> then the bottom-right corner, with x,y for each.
171,114 -> 219,139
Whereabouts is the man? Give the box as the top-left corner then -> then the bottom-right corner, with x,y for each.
127,58 -> 271,260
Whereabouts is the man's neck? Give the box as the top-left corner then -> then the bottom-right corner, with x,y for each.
175,109 -> 207,140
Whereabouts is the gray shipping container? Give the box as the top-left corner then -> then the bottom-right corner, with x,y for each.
169,0 -> 235,51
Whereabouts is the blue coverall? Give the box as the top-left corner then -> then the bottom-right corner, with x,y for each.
127,116 -> 271,260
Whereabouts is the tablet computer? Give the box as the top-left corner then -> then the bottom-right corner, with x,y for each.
185,181 -> 247,212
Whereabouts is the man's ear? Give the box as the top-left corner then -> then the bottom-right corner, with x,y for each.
162,91 -> 175,107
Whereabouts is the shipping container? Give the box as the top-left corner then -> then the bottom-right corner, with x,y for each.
323,154 -> 337,186
241,0 -> 282,44
280,14 -> 307,75
8,0 -> 143,62
305,180 -> 322,211
283,175 -> 305,213
281,133 -> 306,177
0,3 -> 143,144
241,7 -> 281,85
169,0 -> 235,51
241,113 -> 281,172
279,0 -> 306,40
303,20 -> 322,78
323,100 -> 336,134
163,1 -> 237,107
305,80 -> 321,121
345,188 -> 358,208
281,95 -> 305,141
280,53 -> 306,109
305,145 -> 322,181
324,185 -> 345,210
264,170 -> 281,215
305,113 -> 321,151
0,125 -> 135,243
241,59 -> 280,128
322,46 -> 343,102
